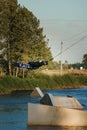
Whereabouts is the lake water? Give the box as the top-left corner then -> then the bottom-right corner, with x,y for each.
0,87 -> 87,130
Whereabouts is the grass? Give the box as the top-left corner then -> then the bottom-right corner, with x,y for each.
0,73 -> 86,95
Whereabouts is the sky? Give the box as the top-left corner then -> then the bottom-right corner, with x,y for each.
18,0 -> 87,63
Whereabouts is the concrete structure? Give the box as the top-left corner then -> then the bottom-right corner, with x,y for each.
30,87 -> 44,98
28,89 -> 84,126
28,103 -> 87,126
40,93 -> 83,109
40,93 -> 56,106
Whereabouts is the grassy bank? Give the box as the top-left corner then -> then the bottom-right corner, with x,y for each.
0,74 -> 87,95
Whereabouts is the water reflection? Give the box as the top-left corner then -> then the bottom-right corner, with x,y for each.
27,126 -> 87,130
0,105 -> 27,112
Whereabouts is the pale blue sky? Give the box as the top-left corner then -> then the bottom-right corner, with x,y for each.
18,0 -> 87,63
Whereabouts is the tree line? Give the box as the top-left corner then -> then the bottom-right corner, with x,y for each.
0,0 -> 52,77
0,0 -> 87,78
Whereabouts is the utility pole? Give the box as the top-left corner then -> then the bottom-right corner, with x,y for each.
60,41 -> 63,76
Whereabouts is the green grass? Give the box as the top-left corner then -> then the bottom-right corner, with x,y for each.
0,74 -> 86,95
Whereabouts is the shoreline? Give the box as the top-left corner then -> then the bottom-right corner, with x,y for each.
0,73 -> 87,96
0,85 -> 85,96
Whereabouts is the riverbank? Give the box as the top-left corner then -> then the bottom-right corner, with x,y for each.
0,73 -> 87,95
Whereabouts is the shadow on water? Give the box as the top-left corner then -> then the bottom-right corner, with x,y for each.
27,126 -> 87,130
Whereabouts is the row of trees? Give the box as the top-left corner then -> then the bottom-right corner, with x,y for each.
82,54 -> 87,67
0,0 -> 87,77
48,54 -> 87,70
0,0 -> 52,76
69,54 -> 87,69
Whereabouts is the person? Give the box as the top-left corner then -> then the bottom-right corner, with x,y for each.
13,60 -> 48,70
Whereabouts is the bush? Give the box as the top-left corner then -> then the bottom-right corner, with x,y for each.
0,74 -> 86,95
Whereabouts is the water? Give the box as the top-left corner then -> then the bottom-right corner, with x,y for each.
0,87 -> 87,130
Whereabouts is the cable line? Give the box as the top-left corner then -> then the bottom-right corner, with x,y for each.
65,30 -> 87,42
49,34 -> 87,61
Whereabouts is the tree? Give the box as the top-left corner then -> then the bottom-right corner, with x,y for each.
0,0 -> 18,75
82,54 -> 87,67
0,0 -> 52,77
63,60 -> 68,70
12,6 -> 52,62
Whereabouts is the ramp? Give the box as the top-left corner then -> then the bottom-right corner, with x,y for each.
40,93 -> 83,109
30,87 -> 44,98
40,93 -> 56,106
53,96 -> 83,109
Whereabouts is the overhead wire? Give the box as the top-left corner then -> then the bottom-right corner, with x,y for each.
29,33 -> 87,74
64,30 -> 87,42
49,34 -> 87,61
